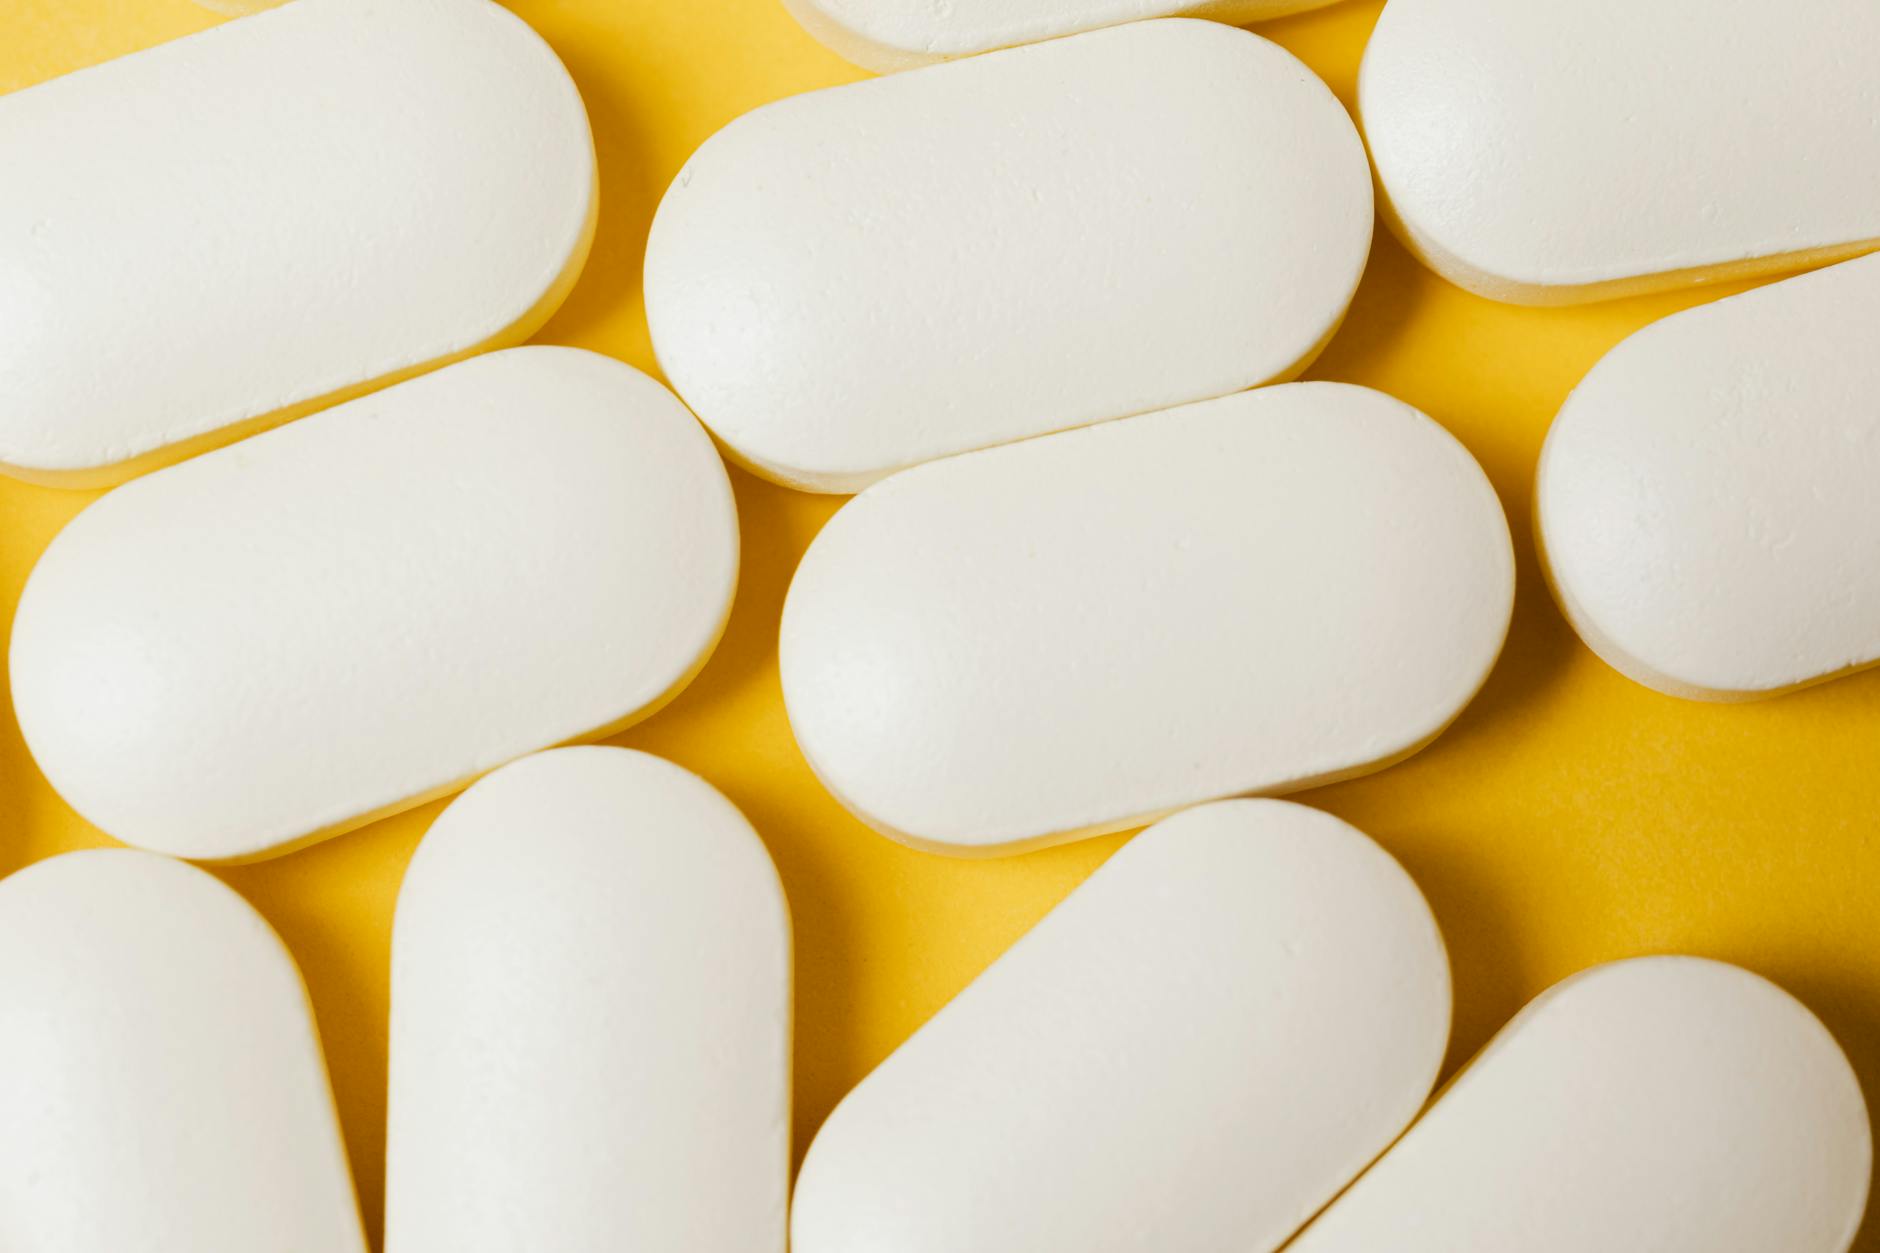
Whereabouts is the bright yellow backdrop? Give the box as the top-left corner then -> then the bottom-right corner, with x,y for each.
5,1 -> 1878,1246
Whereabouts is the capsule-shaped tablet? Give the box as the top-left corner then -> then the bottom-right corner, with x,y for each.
1288,958 -> 1872,1252
781,0 -> 1341,71
1537,254 -> 1880,700
0,0 -> 594,486
387,748 -> 790,1252
1359,0 -> 1880,304
792,799 -> 1450,1253
645,19 -> 1371,492
781,382 -> 1513,854
10,347 -> 737,863
0,850 -> 365,1253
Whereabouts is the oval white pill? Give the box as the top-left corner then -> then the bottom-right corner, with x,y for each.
0,850 -> 364,1253
9,347 -> 737,863
792,799 -> 1450,1253
1537,254 -> 1880,700
387,748 -> 790,1253
1360,0 -> 1880,304
781,381 -> 1513,855
781,0 -> 1341,71
1288,957 -> 1872,1252
645,19 -> 1371,492
0,0 -> 594,486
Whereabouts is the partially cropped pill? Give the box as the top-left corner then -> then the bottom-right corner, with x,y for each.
387,748 -> 790,1252
0,851 -> 364,1253
1537,254 -> 1880,700
781,382 -> 1513,855
1288,958 -> 1872,1252
645,19 -> 1371,492
10,347 -> 737,863
792,799 -> 1450,1253
0,0 -> 593,486
1360,0 -> 1880,304
781,0 -> 1340,71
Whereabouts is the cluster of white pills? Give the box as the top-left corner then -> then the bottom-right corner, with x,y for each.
0,0 -> 1876,1249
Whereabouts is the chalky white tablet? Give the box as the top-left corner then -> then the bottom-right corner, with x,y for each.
1288,958 -> 1872,1252
387,748 -> 790,1253
1537,254 -> 1880,700
10,347 -> 737,863
0,0 -> 593,486
1360,0 -> 1880,304
792,799 -> 1450,1253
645,19 -> 1371,491
781,382 -> 1513,854
0,850 -> 364,1253
781,0 -> 1341,71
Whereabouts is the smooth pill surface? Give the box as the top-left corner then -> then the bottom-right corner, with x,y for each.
0,0 -> 593,486
0,851 -> 364,1253
645,19 -> 1371,491
10,347 -> 737,863
792,799 -> 1450,1253
1538,254 -> 1880,700
1360,0 -> 1880,304
781,382 -> 1513,854
781,0 -> 1340,71
387,748 -> 790,1252
1288,958 -> 1872,1252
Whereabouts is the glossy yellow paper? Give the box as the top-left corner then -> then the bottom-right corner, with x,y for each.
2,2 -> 1877,1247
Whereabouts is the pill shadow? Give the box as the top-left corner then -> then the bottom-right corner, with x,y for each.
524,36 -> 666,353
0,488 -> 103,877
1411,529 -> 1580,773
1347,814 -> 1538,1080
1304,229 -> 1437,386
0,491 -> 54,877
0,669 -> 31,880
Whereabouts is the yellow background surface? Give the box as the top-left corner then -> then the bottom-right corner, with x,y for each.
4,1 -> 1878,1245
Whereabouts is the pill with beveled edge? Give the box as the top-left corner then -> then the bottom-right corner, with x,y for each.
387,747 -> 790,1253
791,798 -> 1451,1253
1360,0 -> 1880,304
780,0 -> 1341,71
781,381 -> 1513,855
1288,957 -> 1872,1252
0,850 -> 365,1253
0,0 -> 594,486
645,19 -> 1372,492
1538,253 -> 1880,700
9,347 -> 737,863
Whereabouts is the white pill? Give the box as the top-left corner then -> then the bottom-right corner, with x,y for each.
0,850 -> 365,1253
0,0 -> 593,486
1537,254 -> 1880,700
645,19 -> 1371,492
1360,0 -> 1880,304
387,748 -> 790,1253
9,347 -> 737,863
1288,957 -> 1872,1252
792,799 -> 1450,1253
780,0 -> 1341,71
781,382 -> 1513,855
